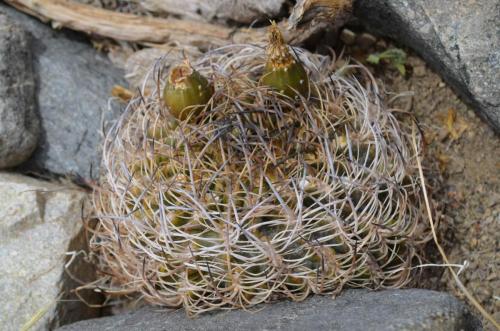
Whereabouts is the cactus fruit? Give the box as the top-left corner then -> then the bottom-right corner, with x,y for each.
90,25 -> 431,316
163,60 -> 213,121
261,22 -> 309,98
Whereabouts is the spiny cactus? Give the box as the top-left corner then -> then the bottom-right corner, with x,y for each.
90,25 -> 431,316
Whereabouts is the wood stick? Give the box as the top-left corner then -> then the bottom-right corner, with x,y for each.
4,0 -> 328,48
4,0 -> 265,46
288,0 -> 352,30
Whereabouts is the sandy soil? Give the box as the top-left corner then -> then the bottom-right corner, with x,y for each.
350,40 -> 499,329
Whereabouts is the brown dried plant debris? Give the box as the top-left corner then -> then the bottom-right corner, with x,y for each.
288,0 -> 352,29
4,0 -> 264,46
4,0 -> 346,49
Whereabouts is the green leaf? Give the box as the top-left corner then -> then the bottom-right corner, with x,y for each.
366,48 -> 407,76
395,63 -> 406,76
366,54 -> 381,65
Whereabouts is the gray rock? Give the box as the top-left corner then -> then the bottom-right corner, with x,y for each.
0,173 -> 102,331
354,0 -> 500,133
58,289 -> 481,331
0,13 -> 39,168
137,0 -> 286,24
0,3 -> 126,179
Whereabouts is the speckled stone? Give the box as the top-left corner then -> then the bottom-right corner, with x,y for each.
58,289 -> 481,331
0,13 -> 39,169
0,173 -> 101,331
0,3 -> 126,179
354,0 -> 500,133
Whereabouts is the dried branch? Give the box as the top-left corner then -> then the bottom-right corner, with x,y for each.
4,0 -> 266,46
4,0 -> 344,48
288,0 -> 352,30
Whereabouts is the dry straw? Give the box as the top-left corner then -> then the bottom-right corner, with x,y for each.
89,26 -> 432,316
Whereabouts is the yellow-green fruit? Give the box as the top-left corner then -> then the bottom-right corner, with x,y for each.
262,62 -> 308,98
261,22 -> 309,98
163,62 -> 213,121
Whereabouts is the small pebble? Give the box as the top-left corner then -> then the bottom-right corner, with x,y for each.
413,65 -> 426,77
467,130 -> 475,138
375,39 -> 388,49
340,28 -> 357,45
357,32 -> 377,49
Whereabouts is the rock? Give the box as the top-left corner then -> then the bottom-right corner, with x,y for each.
413,64 -> 427,77
0,173 -> 101,331
356,32 -> 377,49
340,28 -> 357,45
353,0 -> 500,133
136,0 -> 286,24
0,3 -> 126,179
0,13 -> 39,169
58,289 -> 481,331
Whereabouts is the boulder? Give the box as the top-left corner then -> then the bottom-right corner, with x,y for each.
0,173 -> 101,331
58,289 -> 481,331
0,13 -> 39,169
354,0 -> 500,133
136,0 -> 286,24
0,3 -> 126,179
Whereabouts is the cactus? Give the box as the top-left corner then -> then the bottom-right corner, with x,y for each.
91,25 -> 430,316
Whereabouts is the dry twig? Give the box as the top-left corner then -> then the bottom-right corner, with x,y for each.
288,0 -> 352,30
412,126 -> 500,330
4,0 -> 265,46
4,0 -> 352,48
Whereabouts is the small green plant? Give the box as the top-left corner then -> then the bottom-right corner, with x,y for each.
367,48 -> 407,75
